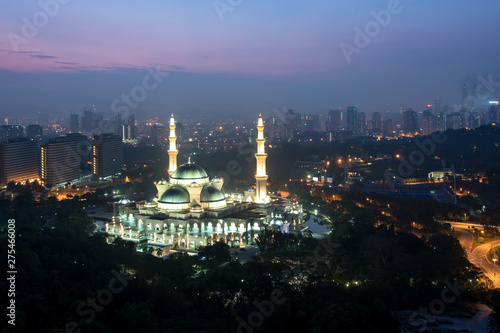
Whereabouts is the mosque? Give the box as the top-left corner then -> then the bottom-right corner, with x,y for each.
105,114 -> 303,252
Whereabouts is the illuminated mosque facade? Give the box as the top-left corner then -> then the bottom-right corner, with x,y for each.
106,114 -> 303,251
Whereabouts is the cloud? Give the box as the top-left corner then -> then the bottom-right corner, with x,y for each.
30,54 -> 59,59
54,61 -> 79,65
0,49 -> 59,60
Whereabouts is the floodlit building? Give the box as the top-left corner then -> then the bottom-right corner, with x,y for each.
106,114 -> 302,252
92,133 -> 123,180
0,138 -> 40,185
41,134 -> 87,187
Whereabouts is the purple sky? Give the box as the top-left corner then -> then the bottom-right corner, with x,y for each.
1,0 -> 499,121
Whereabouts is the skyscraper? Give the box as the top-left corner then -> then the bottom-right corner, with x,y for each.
284,110 -> 301,133
328,109 -> 341,130
122,124 -> 137,140
0,125 -> 24,142
0,138 -> 40,185
83,109 -> 93,132
422,110 -> 436,136
489,105 -> 498,123
346,106 -> 358,133
461,83 -> 467,108
26,124 -> 43,141
70,113 -> 79,133
92,133 -> 123,180
383,119 -> 393,137
357,112 -> 366,134
372,112 -> 381,132
433,99 -> 442,114
468,111 -> 480,129
128,113 -> 135,126
403,109 -> 418,133
41,134 -> 87,187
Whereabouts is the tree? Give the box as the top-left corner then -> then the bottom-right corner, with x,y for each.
197,240 -> 230,266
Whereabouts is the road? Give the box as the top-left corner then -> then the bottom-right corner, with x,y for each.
454,226 -> 500,288
231,245 -> 260,263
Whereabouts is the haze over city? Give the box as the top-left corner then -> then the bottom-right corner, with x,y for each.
3,1 -> 500,333
1,0 -> 499,119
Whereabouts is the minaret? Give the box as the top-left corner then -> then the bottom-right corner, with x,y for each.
255,113 -> 268,203
168,113 -> 178,176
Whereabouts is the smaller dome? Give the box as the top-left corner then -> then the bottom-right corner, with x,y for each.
200,185 -> 225,203
159,185 -> 190,204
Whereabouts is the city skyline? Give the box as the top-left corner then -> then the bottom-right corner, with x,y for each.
1,1 -> 499,118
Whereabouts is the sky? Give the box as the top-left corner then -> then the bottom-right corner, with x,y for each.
0,0 -> 499,121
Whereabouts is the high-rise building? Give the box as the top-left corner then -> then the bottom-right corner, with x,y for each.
284,110 -> 301,133
357,112 -> 366,134
26,124 -> 43,141
41,134 -> 88,187
461,83 -> 467,108
436,113 -> 445,132
383,119 -> 393,137
70,113 -> 79,133
468,111 -> 480,129
403,109 -> 418,133
372,112 -> 381,132
444,113 -> 454,130
0,138 -> 40,185
128,113 -> 135,126
255,114 -> 268,203
0,125 -> 24,142
452,112 -> 465,130
302,114 -> 320,132
346,106 -> 358,133
433,99 -> 442,114
92,133 -> 123,180
122,124 -> 137,140
82,109 -> 93,132
328,109 -> 341,130
114,114 -> 123,137
422,110 -> 436,136
489,105 -> 498,124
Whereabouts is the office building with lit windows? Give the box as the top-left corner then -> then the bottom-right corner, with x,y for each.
0,138 -> 40,185
41,134 -> 87,187
92,133 -> 123,180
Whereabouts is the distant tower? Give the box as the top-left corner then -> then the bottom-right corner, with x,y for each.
168,114 -> 178,176
70,113 -> 79,133
461,83 -> 467,108
346,106 -> 358,134
255,114 -> 268,203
